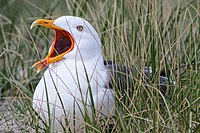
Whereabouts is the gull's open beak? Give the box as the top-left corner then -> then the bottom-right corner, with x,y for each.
30,19 -> 74,73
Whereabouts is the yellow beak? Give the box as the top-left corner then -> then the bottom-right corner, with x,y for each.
30,19 -> 74,73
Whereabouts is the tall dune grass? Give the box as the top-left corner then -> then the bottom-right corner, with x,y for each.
0,0 -> 199,132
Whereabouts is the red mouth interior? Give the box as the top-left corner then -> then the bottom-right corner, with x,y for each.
50,30 -> 72,57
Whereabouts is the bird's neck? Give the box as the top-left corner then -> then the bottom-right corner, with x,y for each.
48,54 -> 109,93
64,52 -> 104,66
49,53 -> 106,76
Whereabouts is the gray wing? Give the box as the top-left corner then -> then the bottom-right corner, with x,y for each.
104,61 -> 172,95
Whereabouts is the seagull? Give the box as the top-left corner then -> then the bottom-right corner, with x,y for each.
31,16 -> 115,132
30,16 -> 171,132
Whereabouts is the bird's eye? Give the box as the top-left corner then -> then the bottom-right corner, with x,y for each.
76,25 -> 83,31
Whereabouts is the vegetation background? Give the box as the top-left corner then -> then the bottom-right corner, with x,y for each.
0,0 -> 199,132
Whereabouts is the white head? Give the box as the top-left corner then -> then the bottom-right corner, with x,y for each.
54,16 -> 102,60
30,16 -> 103,71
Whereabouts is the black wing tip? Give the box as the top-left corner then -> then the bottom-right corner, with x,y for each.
105,60 -> 175,96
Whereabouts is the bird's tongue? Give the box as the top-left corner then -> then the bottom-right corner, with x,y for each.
32,30 -> 74,72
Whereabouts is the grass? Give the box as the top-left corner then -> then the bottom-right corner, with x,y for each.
0,0 -> 199,132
